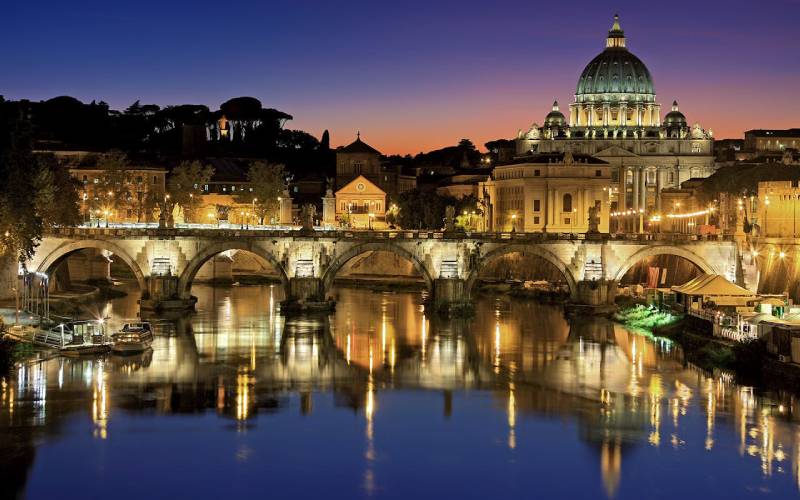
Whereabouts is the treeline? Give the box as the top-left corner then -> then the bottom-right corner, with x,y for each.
0,95 -> 334,177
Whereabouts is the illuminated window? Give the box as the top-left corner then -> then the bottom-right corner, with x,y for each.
534,216 -> 540,224
533,199 -> 541,212
562,193 -> 573,212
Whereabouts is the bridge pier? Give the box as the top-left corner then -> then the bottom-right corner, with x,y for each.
139,275 -> 197,312
282,277 -> 334,312
568,280 -> 618,314
432,278 -> 470,315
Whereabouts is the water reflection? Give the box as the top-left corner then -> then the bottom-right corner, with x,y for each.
2,284 -> 800,498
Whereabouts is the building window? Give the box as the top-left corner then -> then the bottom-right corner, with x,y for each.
595,169 -> 602,177
533,216 -> 540,224
153,176 -> 157,184
533,199 -> 541,212
647,170 -> 656,185
562,193 -> 573,212
668,172 -> 675,184
565,218 -> 571,225
82,175 -> 88,183
534,169 -> 540,176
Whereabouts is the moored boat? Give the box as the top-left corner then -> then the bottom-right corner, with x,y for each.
33,320 -> 113,356
111,321 -> 154,354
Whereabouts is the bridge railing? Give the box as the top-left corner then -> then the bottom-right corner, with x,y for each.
46,226 -> 736,243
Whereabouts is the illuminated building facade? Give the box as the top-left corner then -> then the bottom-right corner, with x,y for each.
757,180 -> 800,238
480,151 -> 611,233
516,16 -> 715,215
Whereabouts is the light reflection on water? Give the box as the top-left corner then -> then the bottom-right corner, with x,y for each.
1,283 -> 800,499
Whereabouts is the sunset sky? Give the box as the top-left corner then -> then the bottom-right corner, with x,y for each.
4,0 -> 799,154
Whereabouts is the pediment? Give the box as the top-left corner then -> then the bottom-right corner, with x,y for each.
335,175 -> 386,196
594,146 -> 640,158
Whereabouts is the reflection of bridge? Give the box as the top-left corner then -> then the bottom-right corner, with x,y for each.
16,227 -> 742,311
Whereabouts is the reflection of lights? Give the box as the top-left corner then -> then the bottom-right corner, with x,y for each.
92,361 -> 108,440
507,384 -> 516,450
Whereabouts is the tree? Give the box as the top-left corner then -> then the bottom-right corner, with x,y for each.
0,112 -> 80,264
395,189 -> 458,230
90,152 -> 134,223
235,162 -> 286,224
167,161 -> 214,222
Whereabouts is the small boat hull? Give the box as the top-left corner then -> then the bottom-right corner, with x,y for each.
60,345 -> 112,357
112,341 -> 152,354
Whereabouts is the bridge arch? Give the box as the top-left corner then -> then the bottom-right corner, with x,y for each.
321,242 -> 433,294
35,239 -> 147,290
612,245 -> 716,282
465,244 -> 578,299
177,241 -> 289,299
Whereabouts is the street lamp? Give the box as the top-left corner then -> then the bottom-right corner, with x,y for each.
368,212 -> 375,230
511,213 -> 517,232
252,197 -> 258,226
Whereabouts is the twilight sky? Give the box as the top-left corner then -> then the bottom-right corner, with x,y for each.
4,0 -> 800,154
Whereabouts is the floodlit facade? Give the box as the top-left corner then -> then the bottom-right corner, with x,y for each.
515,15 -> 715,215
480,151 -> 611,233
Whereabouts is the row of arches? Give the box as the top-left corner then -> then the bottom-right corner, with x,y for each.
34,240 -> 718,302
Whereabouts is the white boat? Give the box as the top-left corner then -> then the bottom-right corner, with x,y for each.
111,322 -> 154,354
32,320 -> 112,356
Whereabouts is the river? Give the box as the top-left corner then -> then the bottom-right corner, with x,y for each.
1,283 -> 799,499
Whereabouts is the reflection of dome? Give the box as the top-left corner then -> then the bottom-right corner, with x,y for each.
663,101 -> 687,128
544,101 -> 566,127
575,15 -> 655,99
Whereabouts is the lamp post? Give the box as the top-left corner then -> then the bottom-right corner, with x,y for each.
511,213 -> 517,233
252,197 -> 258,226
368,212 -> 375,230
103,209 -> 109,228
764,195 -> 770,237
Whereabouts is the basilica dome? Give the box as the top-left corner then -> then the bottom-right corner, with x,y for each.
663,101 -> 687,127
575,15 -> 655,100
544,101 -> 566,128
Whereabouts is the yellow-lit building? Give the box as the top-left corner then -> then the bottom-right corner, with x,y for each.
479,151 -> 611,233
70,164 -> 167,223
757,180 -> 800,238
335,175 -> 387,229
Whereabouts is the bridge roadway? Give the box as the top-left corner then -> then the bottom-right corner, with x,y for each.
19,227 -> 742,311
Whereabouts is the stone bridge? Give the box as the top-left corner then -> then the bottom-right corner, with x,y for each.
18,227 -> 742,312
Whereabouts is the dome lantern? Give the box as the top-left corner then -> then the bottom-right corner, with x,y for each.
606,14 -> 626,49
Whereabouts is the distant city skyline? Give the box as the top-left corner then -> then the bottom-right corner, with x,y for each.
4,0 -> 799,154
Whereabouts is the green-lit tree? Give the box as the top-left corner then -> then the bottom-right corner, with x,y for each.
235,161 -> 286,224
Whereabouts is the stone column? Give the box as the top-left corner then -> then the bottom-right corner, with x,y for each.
632,169 -> 640,212
640,168 -> 647,211
619,167 -> 628,210
655,168 -> 663,211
